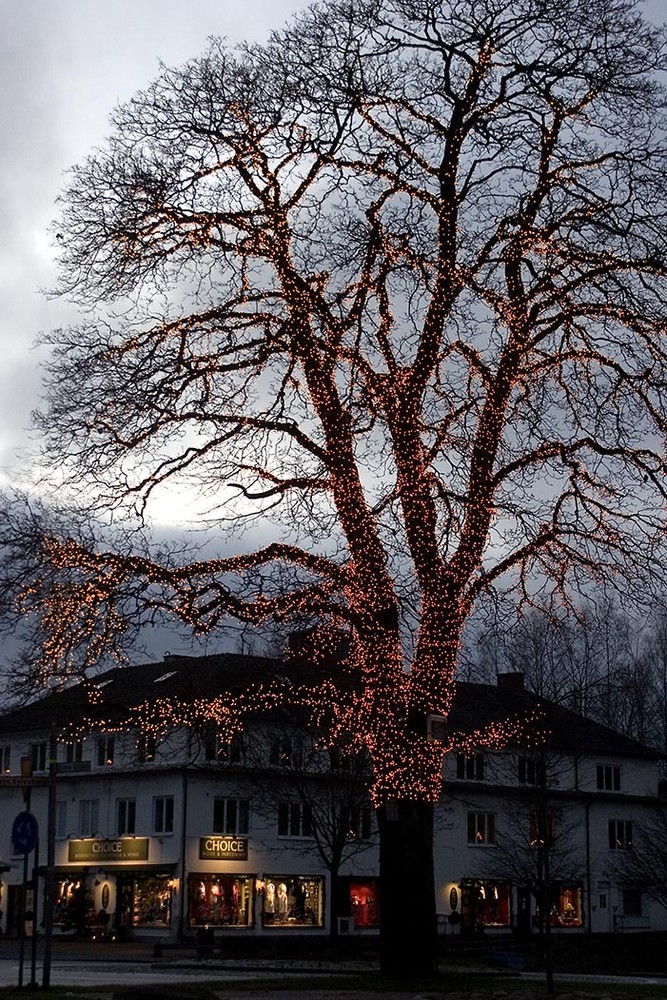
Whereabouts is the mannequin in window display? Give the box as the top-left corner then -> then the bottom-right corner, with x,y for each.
277,882 -> 288,917
265,881 -> 275,915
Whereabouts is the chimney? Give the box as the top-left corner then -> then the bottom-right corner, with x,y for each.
496,671 -> 525,694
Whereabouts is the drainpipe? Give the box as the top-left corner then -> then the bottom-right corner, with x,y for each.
178,767 -> 188,941
585,800 -> 592,933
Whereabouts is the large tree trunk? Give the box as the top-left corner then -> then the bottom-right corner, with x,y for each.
377,799 -> 437,979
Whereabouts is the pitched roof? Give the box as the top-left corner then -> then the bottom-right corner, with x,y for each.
448,680 -> 662,760
0,655 -> 661,760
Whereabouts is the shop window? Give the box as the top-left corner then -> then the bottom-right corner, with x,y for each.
189,874 -> 254,927
97,735 -> 115,767
608,819 -> 633,849
278,802 -> 313,838
262,876 -> 324,927
53,879 -> 89,931
549,884 -> 583,926
1,745 -> 10,774
132,876 -> 173,927
136,733 -> 156,763
622,888 -> 643,916
467,811 -> 495,845
460,879 -> 511,928
205,730 -> 243,764
154,795 -> 174,834
31,742 -> 47,772
56,801 -> 67,839
457,753 -> 485,780
349,879 -> 380,928
597,764 -> 621,791
65,740 -> 84,764
117,798 -> 136,836
79,799 -> 99,837
213,797 -> 249,835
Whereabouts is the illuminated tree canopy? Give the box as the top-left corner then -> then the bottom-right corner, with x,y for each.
2,0 -> 665,973
9,0 -> 667,788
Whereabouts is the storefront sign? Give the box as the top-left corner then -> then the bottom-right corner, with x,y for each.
199,836 -> 248,860
68,838 -> 149,863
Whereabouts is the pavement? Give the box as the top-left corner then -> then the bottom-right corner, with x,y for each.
0,937 -> 665,997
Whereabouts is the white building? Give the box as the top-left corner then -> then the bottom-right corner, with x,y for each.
0,655 -> 663,942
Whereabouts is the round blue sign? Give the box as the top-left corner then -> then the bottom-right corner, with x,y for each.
11,811 -> 38,855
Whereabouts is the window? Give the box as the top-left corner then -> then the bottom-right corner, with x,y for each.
460,879 -> 511,926
278,802 -> 313,838
117,798 -> 136,835
529,809 -> 556,847
132,875 -> 173,927
349,878 -> 380,928
213,797 -> 249,836
56,801 -> 67,839
97,736 -> 115,767
31,742 -> 47,772
519,756 -> 545,785
79,799 -> 99,837
456,753 -> 484,780
189,874 -> 254,927
262,876 -> 324,927
622,889 -> 643,916
0,746 -> 10,774
597,764 -> 621,791
65,740 -> 84,764
137,733 -> 156,763
549,884 -> 583,926
154,796 -> 174,834
608,819 -> 633,850
348,806 -> 373,841
205,731 -> 243,764
467,811 -> 495,845
270,737 -> 300,768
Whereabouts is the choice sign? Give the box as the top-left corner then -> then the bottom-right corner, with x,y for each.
199,836 -> 248,860
11,812 -> 39,856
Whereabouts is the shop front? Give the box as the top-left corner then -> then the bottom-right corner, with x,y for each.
549,883 -> 583,927
62,837 -> 176,938
460,878 -> 512,932
261,876 -> 324,928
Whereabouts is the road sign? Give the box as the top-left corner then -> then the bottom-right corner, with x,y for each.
11,812 -> 38,855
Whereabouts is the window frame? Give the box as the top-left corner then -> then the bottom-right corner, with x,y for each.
96,735 -> 115,767
467,811 -> 496,846
117,797 -> 137,836
597,764 -> 621,791
213,797 -> 249,836
608,819 -> 633,850
79,798 -> 99,837
456,752 -> 485,781
153,795 -> 175,835
278,802 -> 313,839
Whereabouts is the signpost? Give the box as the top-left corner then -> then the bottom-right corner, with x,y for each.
12,809 -> 39,990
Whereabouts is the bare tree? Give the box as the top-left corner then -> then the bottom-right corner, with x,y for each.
1,0 -> 665,977
242,722 -> 378,941
610,804 -> 667,917
483,748 -> 584,994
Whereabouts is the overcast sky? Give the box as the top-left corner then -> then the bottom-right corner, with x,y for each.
0,0 -> 664,498
0,0 -> 306,494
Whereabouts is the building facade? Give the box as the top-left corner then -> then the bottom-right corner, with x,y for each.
0,655 -> 663,941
